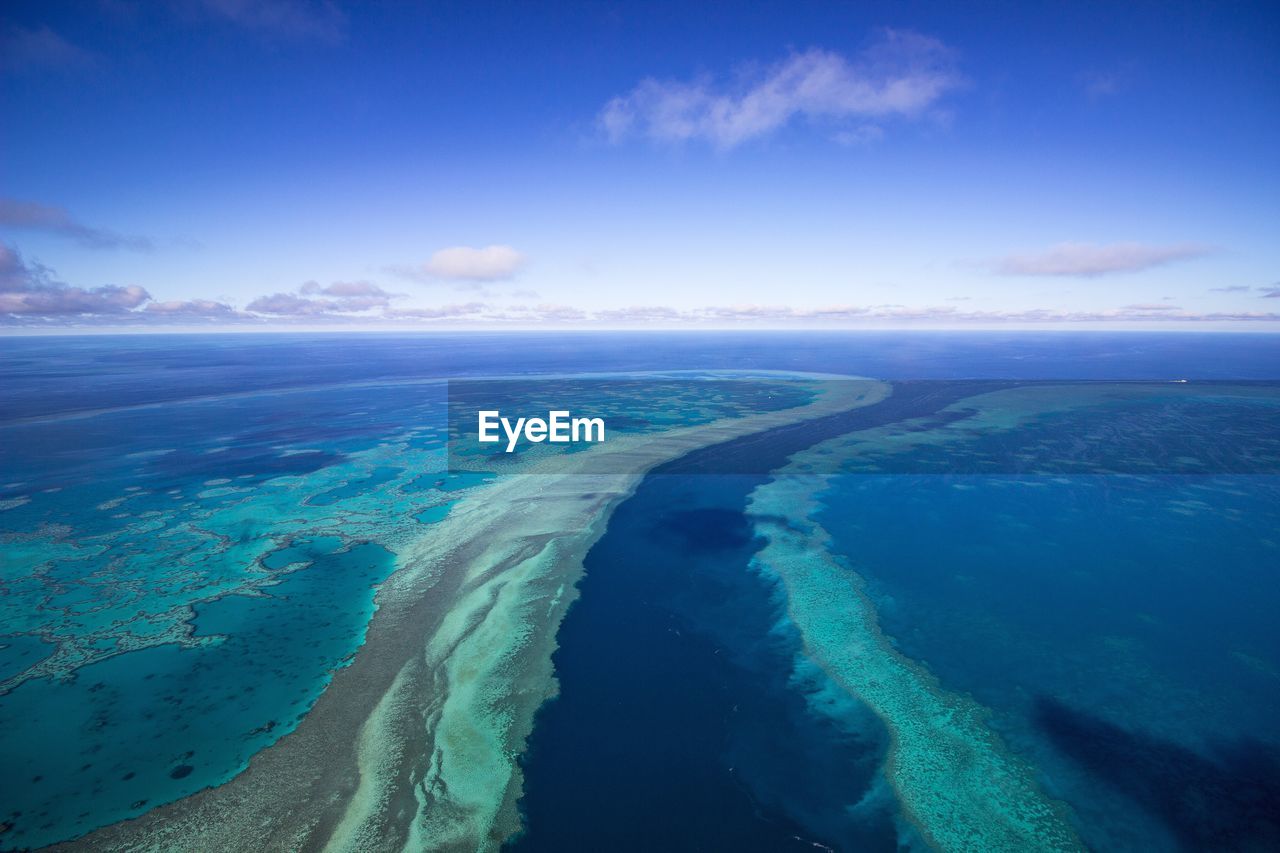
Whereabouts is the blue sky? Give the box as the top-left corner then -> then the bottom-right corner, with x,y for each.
2,0 -> 1278,329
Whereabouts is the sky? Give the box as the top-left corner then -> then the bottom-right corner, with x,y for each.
2,0 -> 1279,330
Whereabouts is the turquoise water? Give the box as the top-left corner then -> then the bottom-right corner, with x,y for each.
796,385 -> 1280,849
0,382 -> 457,848
3,540 -> 396,842
815,471 -> 1280,849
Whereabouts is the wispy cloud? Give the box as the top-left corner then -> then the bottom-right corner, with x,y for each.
8,285 -> 1280,328
508,303 -> 588,322
1,26 -> 94,72
246,280 -> 401,315
594,305 -> 684,323
993,242 -> 1212,277
384,302 -> 490,320
1079,67 -> 1131,99
563,303 -> 1280,326
1210,285 -> 1253,293
392,245 -> 527,283
300,280 -> 385,297
143,299 -> 242,319
599,29 -> 961,149
194,0 -> 347,43
244,292 -> 329,316
832,125 -> 886,147
5,240 -> 1276,327
0,243 -> 149,316
0,198 -> 152,251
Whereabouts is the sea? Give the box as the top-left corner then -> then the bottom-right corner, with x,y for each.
1,332 -> 1278,850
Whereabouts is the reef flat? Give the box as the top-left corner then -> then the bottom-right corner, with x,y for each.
2,382 -> 462,850
59,376 -> 887,852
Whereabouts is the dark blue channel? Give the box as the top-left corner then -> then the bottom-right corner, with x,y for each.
510,383 -> 984,851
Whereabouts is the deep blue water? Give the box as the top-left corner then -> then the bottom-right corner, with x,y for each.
511,472 -> 898,851
511,385 -> 1013,851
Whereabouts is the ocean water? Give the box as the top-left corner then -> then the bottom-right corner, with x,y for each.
814,473 -> 1280,850
806,388 -> 1280,849
513,354 -> 1280,849
510,469 -> 901,852
2,332 -> 1279,850
0,379 -> 453,848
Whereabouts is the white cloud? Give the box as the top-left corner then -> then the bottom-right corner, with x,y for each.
0,242 -> 150,316
10,287 -> 1280,329
385,302 -> 490,320
245,292 -> 330,316
594,305 -> 685,322
573,303 -> 1280,326
246,280 -> 400,315
994,242 -> 1212,277
144,299 -> 240,317
598,30 -> 960,149
300,280 -> 388,298
416,245 -> 527,282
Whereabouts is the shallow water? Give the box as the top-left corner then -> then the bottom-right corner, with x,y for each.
814,469 -> 1280,850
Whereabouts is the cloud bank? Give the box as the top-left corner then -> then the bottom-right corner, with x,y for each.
0,199 -> 152,251
994,242 -> 1211,277
3,241 -> 1274,328
468,302 -> 1280,327
247,280 -> 401,315
144,299 -> 241,318
0,243 -> 149,315
599,30 -> 960,148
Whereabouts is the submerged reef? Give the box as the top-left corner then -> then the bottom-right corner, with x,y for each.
745,381 -> 1280,851
748,472 -> 1082,852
